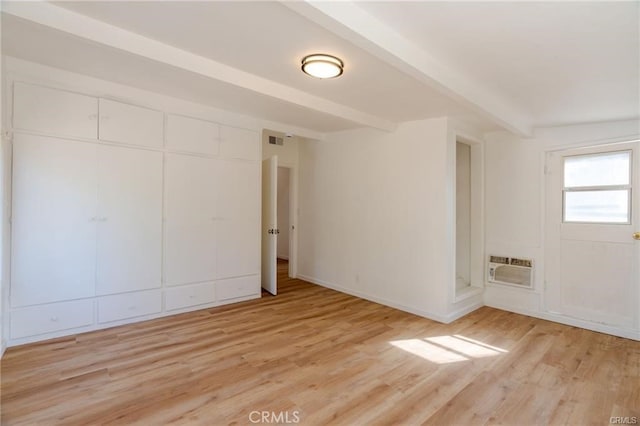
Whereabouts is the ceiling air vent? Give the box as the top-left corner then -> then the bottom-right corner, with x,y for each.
268,136 -> 284,146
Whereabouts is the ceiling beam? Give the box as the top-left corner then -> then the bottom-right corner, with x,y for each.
2,2 -> 397,133
283,1 -> 533,136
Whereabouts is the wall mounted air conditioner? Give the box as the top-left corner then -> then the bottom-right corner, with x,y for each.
487,255 -> 533,289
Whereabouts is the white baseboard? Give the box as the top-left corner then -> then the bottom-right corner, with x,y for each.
296,274 -> 638,340
446,300 -> 484,323
485,302 -> 640,341
297,274 -> 455,323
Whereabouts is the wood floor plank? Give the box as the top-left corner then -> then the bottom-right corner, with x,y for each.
1,261 -> 638,425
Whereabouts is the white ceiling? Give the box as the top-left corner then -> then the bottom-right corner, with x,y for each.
359,1 -> 640,127
2,1 -> 638,137
1,14 -> 359,133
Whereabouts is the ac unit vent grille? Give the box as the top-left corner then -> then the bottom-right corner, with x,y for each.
510,257 -> 532,267
489,255 -> 509,264
488,255 -> 533,289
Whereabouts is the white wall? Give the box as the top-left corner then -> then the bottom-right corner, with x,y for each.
0,12 -> 6,356
0,86 -> 7,358
277,167 -> 290,260
297,118 -> 481,322
262,131 -> 299,166
484,119 -> 640,339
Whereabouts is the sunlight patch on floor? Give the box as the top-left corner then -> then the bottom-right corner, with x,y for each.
390,335 -> 508,364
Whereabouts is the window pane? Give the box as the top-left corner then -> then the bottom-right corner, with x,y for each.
564,190 -> 629,223
564,151 -> 630,188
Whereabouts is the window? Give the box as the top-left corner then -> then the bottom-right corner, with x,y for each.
563,150 -> 632,224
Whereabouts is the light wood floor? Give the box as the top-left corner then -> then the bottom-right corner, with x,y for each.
2,262 -> 639,425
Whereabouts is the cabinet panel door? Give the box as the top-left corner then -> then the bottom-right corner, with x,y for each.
217,220 -> 260,278
217,275 -> 259,301
10,299 -> 94,339
219,126 -> 258,161
99,99 -> 164,148
217,160 -> 260,220
11,134 -> 97,307
95,146 -> 163,295
217,160 -> 260,278
166,114 -> 219,155
164,282 -> 216,311
98,290 -> 161,323
13,82 -> 98,139
164,154 -> 217,286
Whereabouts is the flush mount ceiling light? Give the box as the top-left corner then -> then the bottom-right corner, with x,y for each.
301,54 -> 344,79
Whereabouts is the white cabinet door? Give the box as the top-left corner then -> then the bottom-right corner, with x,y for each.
164,282 -> 216,311
217,222 -> 260,278
96,146 -> 163,295
166,114 -> 219,155
98,290 -> 161,323
11,134 -> 97,307
219,125 -> 258,161
164,153 -> 218,286
217,160 -> 260,219
98,99 -> 164,148
10,299 -> 94,339
13,82 -> 98,139
217,160 -> 260,278
217,275 -> 260,301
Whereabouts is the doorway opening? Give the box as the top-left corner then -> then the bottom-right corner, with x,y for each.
276,166 -> 293,290
456,141 -> 471,291
261,155 -> 297,296
277,166 -> 291,264
454,136 -> 483,300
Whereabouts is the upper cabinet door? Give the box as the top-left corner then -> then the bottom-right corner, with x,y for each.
13,82 -> 98,139
166,114 -> 220,156
11,134 -> 98,307
219,126 -> 258,161
98,99 -> 164,148
95,145 -> 163,295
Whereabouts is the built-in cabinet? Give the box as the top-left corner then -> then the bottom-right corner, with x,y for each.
13,82 -> 98,139
95,145 -> 163,295
217,160 -> 260,278
8,82 -> 261,344
164,153 -> 218,286
98,99 -> 164,148
12,134 -> 98,306
166,114 -> 219,156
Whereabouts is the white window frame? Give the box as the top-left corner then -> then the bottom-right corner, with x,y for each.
562,149 -> 632,225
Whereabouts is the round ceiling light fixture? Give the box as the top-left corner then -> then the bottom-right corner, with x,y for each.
301,54 -> 344,79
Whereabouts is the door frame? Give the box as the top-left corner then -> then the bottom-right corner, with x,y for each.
543,140 -> 640,332
277,162 -> 298,279
453,134 -> 485,302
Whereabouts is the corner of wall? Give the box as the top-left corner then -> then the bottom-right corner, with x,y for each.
0,37 -> 6,357
446,120 -> 487,316
296,118 -> 456,319
261,129 -> 300,166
